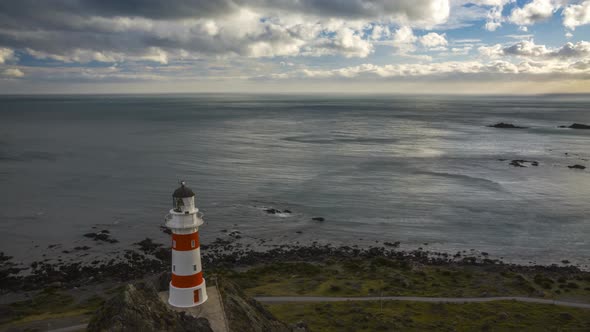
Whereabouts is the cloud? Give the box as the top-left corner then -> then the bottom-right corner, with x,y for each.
563,0 -> 590,30
0,48 -> 16,64
460,0 -> 513,31
2,68 -> 24,77
0,0 -> 453,64
479,40 -> 590,59
504,34 -> 534,40
392,26 -> 417,53
419,32 -> 448,49
509,0 -> 563,26
283,58 -> 590,80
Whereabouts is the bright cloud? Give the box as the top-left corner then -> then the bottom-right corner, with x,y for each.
563,0 -> 590,30
0,48 -> 16,64
479,40 -> 590,58
419,32 -> 448,49
2,68 -> 24,78
509,0 -> 563,26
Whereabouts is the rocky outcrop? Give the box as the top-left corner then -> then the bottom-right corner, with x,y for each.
87,282 -> 212,332
568,164 -> 586,170
83,230 -> 118,243
559,123 -> 590,129
488,123 -> 528,129
218,279 -> 292,332
509,160 -> 539,167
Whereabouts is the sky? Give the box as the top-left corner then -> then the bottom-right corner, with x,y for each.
0,0 -> 589,94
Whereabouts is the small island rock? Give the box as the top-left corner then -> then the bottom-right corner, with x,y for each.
488,123 -> 528,129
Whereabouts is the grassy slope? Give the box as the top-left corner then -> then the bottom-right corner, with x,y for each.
266,300 -> 590,332
228,258 -> 590,301
0,287 -> 106,329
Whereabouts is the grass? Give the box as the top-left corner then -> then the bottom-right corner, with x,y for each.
226,258 -> 590,301
266,300 -> 590,332
0,287 -> 106,328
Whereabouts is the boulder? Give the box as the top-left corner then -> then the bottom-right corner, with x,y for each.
312,217 -> 325,222
568,164 -> 586,170
509,160 -> 539,167
560,123 -> 590,129
87,282 -> 212,332
488,123 -> 528,129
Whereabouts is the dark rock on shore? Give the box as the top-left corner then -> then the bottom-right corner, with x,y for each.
312,217 -> 325,222
488,123 -> 528,129
264,208 -> 292,215
83,231 -> 118,244
559,123 -> 590,129
509,160 -> 539,167
568,164 -> 586,170
87,282 -> 212,332
384,241 -> 401,248
160,225 -> 172,235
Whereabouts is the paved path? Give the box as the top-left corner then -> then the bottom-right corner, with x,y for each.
254,296 -> 590,309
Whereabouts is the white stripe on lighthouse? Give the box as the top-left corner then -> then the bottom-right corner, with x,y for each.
172,248 -> 202,276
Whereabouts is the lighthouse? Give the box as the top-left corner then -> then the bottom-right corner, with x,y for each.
165,181 -> 208,307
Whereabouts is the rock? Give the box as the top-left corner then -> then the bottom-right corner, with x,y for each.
488,123 -> 528,129
87,282 -> 212,332
312,217 -> 325,222
283,210 -> 292,214
560,123 -> 590,129
558,312 -> 574,321
159,225 -> 172,235
509,160 -> 539,167
135,238 -> 163,255
291,320 -> 311,332
264,208 -> 281,214
84,232 -> 118,243
218,279 -> 291,332
568,164 -> 586,170
384,241 -> 400,248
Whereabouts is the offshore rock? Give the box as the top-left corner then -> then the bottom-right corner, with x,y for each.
559,123 -> 590,129
568,164 -> 586,170
87,282 -> 212,332
488,123 -> 528,129
509,160 -> 539,167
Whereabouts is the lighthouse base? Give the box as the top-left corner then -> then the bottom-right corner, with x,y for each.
169,280 -> 208,307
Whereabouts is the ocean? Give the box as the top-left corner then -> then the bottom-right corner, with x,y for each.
0,94 -> 589,267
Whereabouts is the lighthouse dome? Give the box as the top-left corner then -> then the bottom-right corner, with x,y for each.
173,182 -> 195,198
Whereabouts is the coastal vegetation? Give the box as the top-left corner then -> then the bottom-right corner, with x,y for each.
229,258 -> 590,300
2,242 -> 590,331
266,300 -> 590,331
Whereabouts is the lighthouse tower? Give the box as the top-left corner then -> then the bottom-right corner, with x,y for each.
165,181 -> 208,307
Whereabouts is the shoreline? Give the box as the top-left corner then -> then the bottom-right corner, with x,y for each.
1,238 -> 588,294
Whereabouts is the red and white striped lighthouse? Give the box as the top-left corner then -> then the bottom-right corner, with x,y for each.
165,181 -> 208,307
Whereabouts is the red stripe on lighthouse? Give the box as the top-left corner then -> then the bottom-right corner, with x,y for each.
171,272 -> 203,288
172,232 -> 200,251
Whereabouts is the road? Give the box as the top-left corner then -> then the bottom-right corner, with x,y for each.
254,296 -> 590,309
